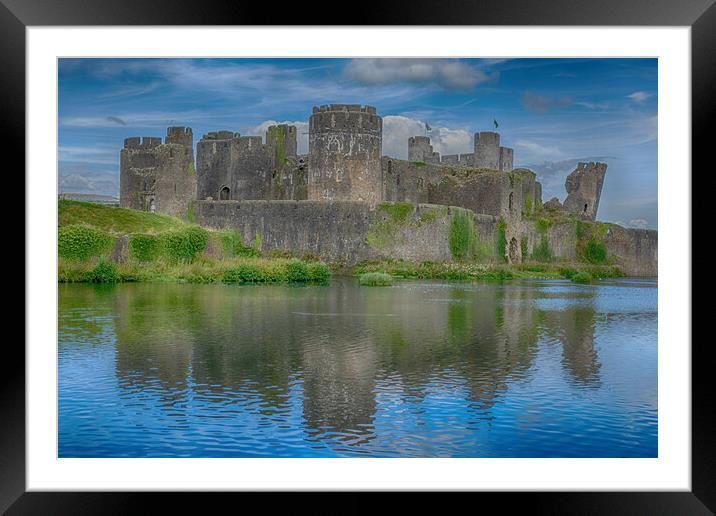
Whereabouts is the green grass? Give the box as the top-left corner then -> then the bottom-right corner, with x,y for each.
358,272 -> 394,286
354,260 -> 624,282
59,199 -> 187,234
59,255 -> 331,285
570,271 -> 593,284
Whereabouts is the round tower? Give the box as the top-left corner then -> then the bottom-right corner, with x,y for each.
308,104 -> 382,203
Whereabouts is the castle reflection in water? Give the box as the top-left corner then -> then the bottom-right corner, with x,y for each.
61,279 -> 612,451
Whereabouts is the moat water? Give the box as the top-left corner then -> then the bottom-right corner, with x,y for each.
58,277 -> 657,457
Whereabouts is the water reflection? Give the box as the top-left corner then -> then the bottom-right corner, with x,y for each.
58,277 -> 657,457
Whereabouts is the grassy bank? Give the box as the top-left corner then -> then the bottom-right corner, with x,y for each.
58,201 -> 330,285
353,260 -> 624,283
59,199 -> 186,233
59,256 -> 331,285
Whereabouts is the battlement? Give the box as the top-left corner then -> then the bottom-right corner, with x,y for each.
475,131 -> 500,147
165,126 -> 193,147
201,131 -> 241,141
310,104 -> 382,134
312,104 -> 377,114
576,162 -> 608,174
268,124 -> 297,135
123,136 -> 162,150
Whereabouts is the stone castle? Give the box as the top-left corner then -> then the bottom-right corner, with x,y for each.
119,103 -> 656,275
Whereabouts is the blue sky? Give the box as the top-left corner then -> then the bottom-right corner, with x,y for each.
58,58 -> 657,228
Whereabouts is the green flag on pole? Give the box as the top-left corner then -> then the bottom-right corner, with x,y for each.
493,118 -> 499,129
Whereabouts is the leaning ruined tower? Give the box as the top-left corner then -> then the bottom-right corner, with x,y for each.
308,104 -> 383,204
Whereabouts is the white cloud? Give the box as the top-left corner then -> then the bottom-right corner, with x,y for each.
58,145 -> 118,165
514,140 -> 565,162
58,170 -> 118,195
344,59 -> 493,90
381,115 -> 472,159
627,91 -> 653,103
628,218 -> 649,229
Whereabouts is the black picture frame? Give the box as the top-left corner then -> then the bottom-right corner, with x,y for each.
6,0 -> 710,512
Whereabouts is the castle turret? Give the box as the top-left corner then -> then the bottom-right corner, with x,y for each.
474,131 -> 514,171
562,162 -> 607,221
474,131 -> 501,169
308,104 -> 383,204
408,136 -> 440,163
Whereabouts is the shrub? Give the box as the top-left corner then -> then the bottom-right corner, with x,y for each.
217,229 -> 260,257
222,264 -> 265,283
521,236 -> 529,260
58,225 -> 114,261
523,194 -> 533,216
359,272 -> 393,286
162,226 -> 208,262
379,202 -> 414,223
571,271 -> 593,284
129,234 -> 162,262
532,236 -> 554,262
307,262 -> 331,284
584,239 -> 608,264
83,260 -> 119,283
286,260 -> 310,282
495,218 -> 507,262
449,208 -> 477,261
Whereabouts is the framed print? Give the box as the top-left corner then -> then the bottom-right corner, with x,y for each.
6,0 -> 711,512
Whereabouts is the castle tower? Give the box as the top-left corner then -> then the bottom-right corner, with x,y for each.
474,131 -> 514,171
474,131 -> 501,169
266,124 -> 298,167
308,104 -> 383,204
119,126 -> 196,219
408,136 -> 440,163
562,162 -> 607,221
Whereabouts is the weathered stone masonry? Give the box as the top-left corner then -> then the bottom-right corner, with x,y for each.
308,104 -> 383,204
117,103 -> 657,275
119,127 -> 196,220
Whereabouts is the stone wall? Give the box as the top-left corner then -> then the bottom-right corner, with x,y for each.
382,157 -> 528,219
270,155 -> 308,200
193,200 -> 457,265
520,219 -> 657,276
604,226 -> 658,276
196,125 -> 299,202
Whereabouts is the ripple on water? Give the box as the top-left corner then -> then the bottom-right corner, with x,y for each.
58,280 -> 657,458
